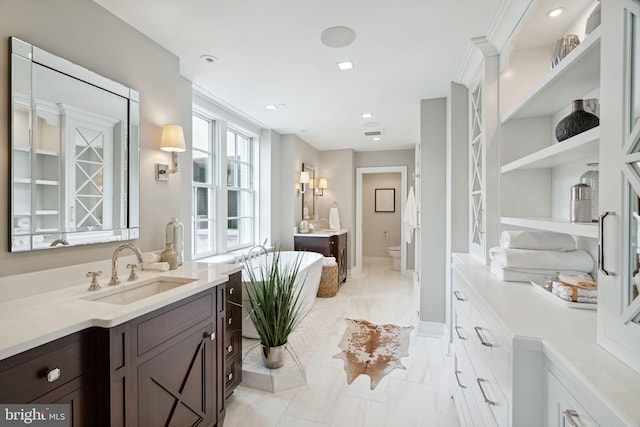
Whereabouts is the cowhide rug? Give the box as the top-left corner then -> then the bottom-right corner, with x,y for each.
333,318 -> 413,390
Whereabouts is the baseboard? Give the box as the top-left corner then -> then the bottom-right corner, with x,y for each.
362,256 -> 392,264
417,321 -> 446,338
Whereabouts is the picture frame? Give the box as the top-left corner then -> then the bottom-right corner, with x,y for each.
375,188 -> 395,212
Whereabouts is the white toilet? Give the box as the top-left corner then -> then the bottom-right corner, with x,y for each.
387,245 -> 401,270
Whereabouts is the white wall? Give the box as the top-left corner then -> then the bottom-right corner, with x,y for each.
419,98 -> 447,323
354,150 -> 415,270
362,173 -> 402,259
0,0 -> 191,277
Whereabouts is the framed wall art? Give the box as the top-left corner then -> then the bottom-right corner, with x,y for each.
375,188 -> 395,212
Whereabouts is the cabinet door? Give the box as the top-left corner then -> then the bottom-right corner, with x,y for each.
598,0 -> 640,373
546,370 -> 598,427
32,376 -> 92,427
137,324 -> 215,427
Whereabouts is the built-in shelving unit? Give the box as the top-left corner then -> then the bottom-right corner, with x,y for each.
502,27 -> 601,122
500,27 -> 601,240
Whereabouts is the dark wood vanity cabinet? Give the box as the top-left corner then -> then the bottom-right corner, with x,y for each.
294,232 -> 348,283
224,272 -> 242,398
0,277 -> 238,427
0,330 -> 95,427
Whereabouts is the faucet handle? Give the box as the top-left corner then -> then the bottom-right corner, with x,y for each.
126,264 -> 139,281
87,271 -> 102,291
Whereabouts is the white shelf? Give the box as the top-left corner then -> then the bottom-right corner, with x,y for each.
35,149 -> 59,157
34,228 -> 59,233
35,210 -> 59,215
13,146 -> 31,153
35,180 -> 59,186
502,27 -> 601,122
501,127 -> 599,173
14,178 -> 31,184
501,217 -> 598,238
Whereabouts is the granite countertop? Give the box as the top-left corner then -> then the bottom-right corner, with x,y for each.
294,229 -> 347,237
0,260 -> 242,360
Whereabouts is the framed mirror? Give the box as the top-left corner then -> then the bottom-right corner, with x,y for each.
301,163 -> 315,220
10,38 -> 140,251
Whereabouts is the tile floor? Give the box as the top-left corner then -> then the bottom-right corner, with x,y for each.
224,263 -> 459,427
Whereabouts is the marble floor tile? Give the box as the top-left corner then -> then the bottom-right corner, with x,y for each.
224,263 -> 459,427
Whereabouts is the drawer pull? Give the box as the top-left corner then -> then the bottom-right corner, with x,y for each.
454,326 -> 466,340
47,368 -> 61,383
228,372 -> 233,381
228,317 -> 233,325
453,291 -> 466,301
563,410 -> 580,427
454,370 -> 466,388
474,326 -> 492,347
598,211 -> 615,276
206,332 -> 215,341
229,288 -> 235,295
476,378 -> 496,405
227,345 -> 233,353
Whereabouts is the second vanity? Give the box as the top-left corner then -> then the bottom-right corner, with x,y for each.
294,229 -> 348,283
0,257 -> 242,427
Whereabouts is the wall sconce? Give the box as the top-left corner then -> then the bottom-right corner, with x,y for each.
316,178 -> 327,196
299,171 -> 310,194
156,124 -> 186,181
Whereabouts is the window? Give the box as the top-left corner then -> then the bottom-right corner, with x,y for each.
192,114 -> 216,258
226,129 -> 255,250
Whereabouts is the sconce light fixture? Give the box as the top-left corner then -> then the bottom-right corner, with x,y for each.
316,178 -> 327,196
299,171 -> 310,194
156,124 -> 186,181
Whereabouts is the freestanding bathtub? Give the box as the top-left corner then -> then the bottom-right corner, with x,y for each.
241,251 -> 323,339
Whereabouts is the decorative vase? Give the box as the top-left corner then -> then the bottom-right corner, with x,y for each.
261,343 -> 287,369
550,35 -> 580,69
555,100 -> 600,142
585,2 -> 601,35
580,163 -> 599,222
166,217 -> 184,266
160,243 -> 178,270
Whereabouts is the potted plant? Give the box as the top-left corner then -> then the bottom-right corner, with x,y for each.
243,250 -> 306,369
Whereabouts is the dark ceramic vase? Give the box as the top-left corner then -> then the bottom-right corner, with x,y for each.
555,100 -> 600,142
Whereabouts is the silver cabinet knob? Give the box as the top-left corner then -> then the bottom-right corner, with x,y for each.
227,345 -> 233,353
47,368 -> 61,383
228,372 -> 233,381
228,317 -> 233,325
229,288 -> 234,295
205,332 -> 215,341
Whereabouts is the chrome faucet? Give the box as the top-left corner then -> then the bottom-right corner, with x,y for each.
109,243 -> 143,285
247,244 -> 268,260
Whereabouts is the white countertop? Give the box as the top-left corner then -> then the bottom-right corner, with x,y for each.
294,229 -> 347,237
0,260 -> 242,360
452,253 -> 640,425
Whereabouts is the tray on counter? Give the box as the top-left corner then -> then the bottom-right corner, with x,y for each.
530,280 -> 596,310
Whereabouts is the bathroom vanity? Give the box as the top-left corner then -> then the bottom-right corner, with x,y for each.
294,230 -> 348,283
0,261 -> 242,427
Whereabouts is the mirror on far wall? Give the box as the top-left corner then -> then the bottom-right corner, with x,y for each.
10,37 -> 140,252
301,163 -> 315,220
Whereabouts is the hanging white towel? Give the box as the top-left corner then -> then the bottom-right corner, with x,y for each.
403,186 -> 417,243
329,203 -> 341,231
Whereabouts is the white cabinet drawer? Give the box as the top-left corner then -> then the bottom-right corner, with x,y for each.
453,339 -> 496,426
546,370 -> 599,427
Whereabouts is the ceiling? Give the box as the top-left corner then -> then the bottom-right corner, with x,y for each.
93,0 -> 503,152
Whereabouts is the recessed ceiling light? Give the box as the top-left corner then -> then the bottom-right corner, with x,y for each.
547,7 -> 564,17
321,26 -> 357,48
337,60 -> 354,71
200,54 -> 217,63
373,137 -> 381,141
362,113 -> 372,119
265,104 -> 278,110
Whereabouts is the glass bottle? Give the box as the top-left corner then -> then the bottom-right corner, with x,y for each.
580,163 -> 599,222
166,217 -> 184,265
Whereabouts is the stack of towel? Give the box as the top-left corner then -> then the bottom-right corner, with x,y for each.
489,231 -> 594,283
551,280 -> 597,304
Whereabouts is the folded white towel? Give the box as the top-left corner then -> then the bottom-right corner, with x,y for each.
143,252 -> 161,263
552,282 -> 598,298
489,247 -> 594,272
490,261 -> 592,283
141,262 -> 170,271
499,230 -> 576,251
552,287 -> 597,304
323,257 -> 337,266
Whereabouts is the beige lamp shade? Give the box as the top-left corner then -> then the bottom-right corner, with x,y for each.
300,171 -> 310,184
160,124 -> 186,152
318,178 -> 328,189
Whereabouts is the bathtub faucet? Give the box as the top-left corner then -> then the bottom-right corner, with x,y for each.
247,244 -> 268,261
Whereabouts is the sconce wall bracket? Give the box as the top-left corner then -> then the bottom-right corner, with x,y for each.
156,163 -> 169,181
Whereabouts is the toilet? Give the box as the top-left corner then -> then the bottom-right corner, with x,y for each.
387,245 -> 401,270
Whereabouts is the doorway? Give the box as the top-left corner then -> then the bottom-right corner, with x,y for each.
355,166 -> 407,276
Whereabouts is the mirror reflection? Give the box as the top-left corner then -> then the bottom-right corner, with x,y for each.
302,163 -> 315,220
10,38 -> 139,251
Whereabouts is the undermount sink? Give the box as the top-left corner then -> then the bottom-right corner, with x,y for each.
84,276 -> 197,305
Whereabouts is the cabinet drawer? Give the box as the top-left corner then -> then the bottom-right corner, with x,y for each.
137,292 -> 214,355
225,303 -> 242,332
453,340 -> 496,426
224,358 -> 241,388
546,370 -> 599,427
224,330 -> 241,360
0,332 -> 87,403
226,273 -> 241,303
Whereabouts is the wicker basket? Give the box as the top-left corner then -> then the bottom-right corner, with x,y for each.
317,263 -> 339,297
